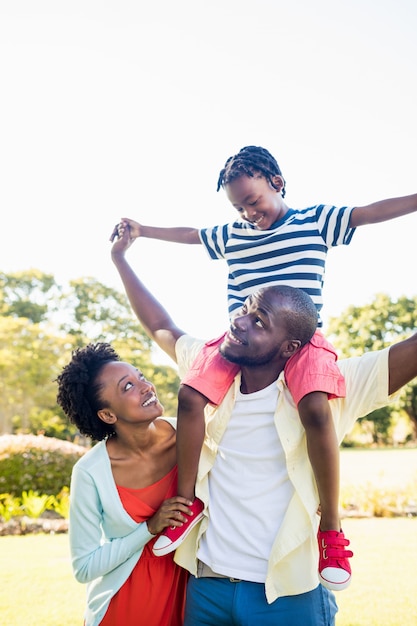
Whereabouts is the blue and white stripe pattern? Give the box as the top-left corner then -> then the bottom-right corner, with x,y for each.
199,204 -> 356,325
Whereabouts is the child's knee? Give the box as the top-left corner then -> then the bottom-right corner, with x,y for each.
178,384 -> 208,413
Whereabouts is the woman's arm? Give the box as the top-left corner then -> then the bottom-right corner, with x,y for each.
69,467 -> 152,583
111,221 -> 186,363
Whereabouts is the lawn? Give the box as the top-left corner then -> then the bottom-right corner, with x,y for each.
336,517 -> 417,626
0,533 -> 84,626
1,518 -> 415,626
339,447 -> 417,490
0,448 -> 416,626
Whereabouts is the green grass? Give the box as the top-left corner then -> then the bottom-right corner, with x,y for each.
0,519 -> 416,625
340,447 -> 417,490
0,449 -> 416,625
336,518 -> 417,626
0,533 -> 84,626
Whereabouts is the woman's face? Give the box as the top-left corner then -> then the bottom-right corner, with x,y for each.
97,361 -> 164,426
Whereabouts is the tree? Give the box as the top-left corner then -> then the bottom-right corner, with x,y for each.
55,276 -> 180,415
58,277 -> 152,347
326,293 -> 417,442
0,271 -> 180,435
0,270 -> 61,323
0,316 -> 74,434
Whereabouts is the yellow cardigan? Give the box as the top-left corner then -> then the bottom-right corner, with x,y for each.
174,334 -> 393,603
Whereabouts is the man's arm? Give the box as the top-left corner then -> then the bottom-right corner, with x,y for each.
349,193 -> 417,227
109,218 -> 201,245
111,223 -> 185,363
388,332 -> 417,395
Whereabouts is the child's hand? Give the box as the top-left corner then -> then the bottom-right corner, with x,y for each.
146,496 -> 193,536
109,218 -> 143,242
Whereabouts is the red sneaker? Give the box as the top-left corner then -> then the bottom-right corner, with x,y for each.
318,529 -> 353,591
152,497 -> 204,557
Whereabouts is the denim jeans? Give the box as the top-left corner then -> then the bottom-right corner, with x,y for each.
184,576 -> 338,626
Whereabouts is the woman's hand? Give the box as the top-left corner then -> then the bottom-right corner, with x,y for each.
110,220 -> 136,259
147,496 -> 193,536
109,218 -> 142,243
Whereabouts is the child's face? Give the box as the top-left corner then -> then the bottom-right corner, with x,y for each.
225,173 -> 285,230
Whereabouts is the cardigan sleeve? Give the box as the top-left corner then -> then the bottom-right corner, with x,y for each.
69,463 -> 154,584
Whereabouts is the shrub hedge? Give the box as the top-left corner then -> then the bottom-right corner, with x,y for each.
0,434 -> 87,495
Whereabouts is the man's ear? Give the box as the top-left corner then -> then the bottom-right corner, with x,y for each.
282,339 -> 301,357
97,409 -> 117,425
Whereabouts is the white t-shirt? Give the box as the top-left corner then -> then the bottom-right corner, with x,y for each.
198,381 -> 294,582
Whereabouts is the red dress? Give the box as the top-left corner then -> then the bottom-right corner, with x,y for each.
100,466 -> 188,626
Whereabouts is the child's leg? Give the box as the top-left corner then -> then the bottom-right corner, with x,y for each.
176,384 -> 208,502
153,385 -> 206,556
298,391 -> 340,531
285,331 -> 346,529
176,335 -> 239,500
285,332 -> 353,590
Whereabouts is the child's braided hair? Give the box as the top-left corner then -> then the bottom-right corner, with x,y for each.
217,146 -> 286,197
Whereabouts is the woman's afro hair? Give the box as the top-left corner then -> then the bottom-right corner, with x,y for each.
56,342 -> 120,441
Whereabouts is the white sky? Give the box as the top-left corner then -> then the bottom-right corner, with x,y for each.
1,0 -> 416,361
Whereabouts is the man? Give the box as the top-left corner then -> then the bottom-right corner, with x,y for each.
110,222 -> 417,626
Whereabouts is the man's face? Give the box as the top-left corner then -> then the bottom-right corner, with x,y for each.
219,291 -> 291,367
225,173 -> 285,230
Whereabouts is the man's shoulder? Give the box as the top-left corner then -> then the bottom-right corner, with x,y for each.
176,335 -> 207,377
337,347 -> 390,403
176,334 -> 206,351
338,347 -> 389,374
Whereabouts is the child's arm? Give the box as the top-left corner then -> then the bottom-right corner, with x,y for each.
349,193 -> 417,227
110,217 -> 201,244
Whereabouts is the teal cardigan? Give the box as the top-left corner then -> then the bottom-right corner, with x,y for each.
69,417 -> 177,626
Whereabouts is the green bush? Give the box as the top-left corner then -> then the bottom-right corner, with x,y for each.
0,434 -> 87,496
340,480 -> 417,518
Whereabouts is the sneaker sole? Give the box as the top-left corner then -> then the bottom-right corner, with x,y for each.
152,511 -> 204,557
319,573 -> 351,591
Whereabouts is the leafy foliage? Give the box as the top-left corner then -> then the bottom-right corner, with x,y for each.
0,434 -> 86,496
0,487 -> 70,523
327,293 -> 417,442
0,270 -> 180,436
0,270 -> 61,323
0,493 -> 21,521
50,487 -> 70,519
20,490 -> 56,518
0,316 -> 74,435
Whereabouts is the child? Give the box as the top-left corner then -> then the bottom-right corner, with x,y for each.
112,146 -> 417,591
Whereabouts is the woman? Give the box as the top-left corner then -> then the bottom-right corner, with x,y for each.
56,342 -> 192,626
